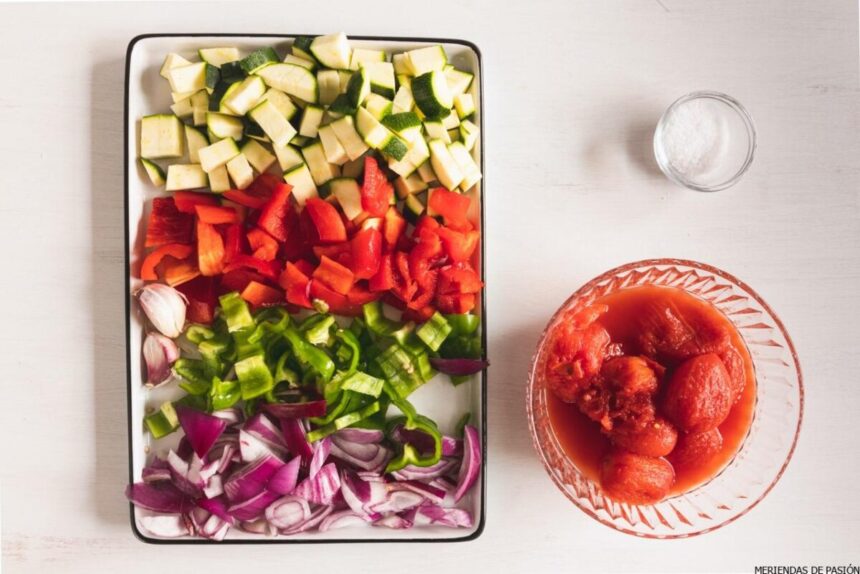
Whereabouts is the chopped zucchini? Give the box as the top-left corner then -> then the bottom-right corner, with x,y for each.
355,107 -> 391,147
299,105 -> 325,138
416,160 -> 437,184
170,96 -> 194,119
217,81 -> 243,115
392,53 -> 413,76
171,90 -> 196,103
454,93 -> 475,119
160,53 -> 191,79
301,142 -> 338,186
140,114 -> 184,159
394,173 -> 428,198
350,48 -> 386,70
184,125 -> 209,163
341,155 -> 365,179
283,163 -> 318,206
361,61 -> 396,99
208,80 -> 237,112
382,112 -> 422,143
248,99 -> 297,147
284,54 -> 316,70
207,112 -> 244,141
345,67 -> 370,107
405,135 -> 430,166
220,61 -> 246,84
378,133 -> 408,161
387,155 -> 416,178
363,93 -> 393,120
448,141 -> 481,191
317,69 -> 340,106
208,164 -> 231,192
139,158 -> 166,186
412,71 -> 452,120
226,153 -> 255,189
243,117 -> 269,142
330,116 -> 369,161
459,119 -> 479,151
259,88 -> 298,121
328,177 -> 363,219
205,64 -> 220,91
221,76 -> 265,115
404,45 -> 447,75
191,90 -> 209,110
292,36 -> 317,63
318,124 -> 349,165
166,164 -> 207,191
198,137 -> 240,173
338,70 -> 353,94
240,47 -> 279,74
402,192 -> 425,224
257,63 -> 318,103
428,139 -> 464,190
442,109 -> 460,130
199,47 -> 240,67
328,93 -> 357,115
167,62 -> 207,94
241,139 -> 277,173
424,120 -> 450,143
444,67 -> 474,96
310,33 -> 351,70
392,83 -> 414,114
273,143 -> 304,171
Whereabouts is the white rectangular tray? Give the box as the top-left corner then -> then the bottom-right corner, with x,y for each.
125,33 -> 485,543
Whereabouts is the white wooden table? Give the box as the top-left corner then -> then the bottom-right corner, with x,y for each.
1,1 -> 858,572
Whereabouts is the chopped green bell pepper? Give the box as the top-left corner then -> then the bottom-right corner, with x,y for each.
219,292 -> 254,332
210,376 -> 241,410
235,354 -> 274,400
416,312 -> 452,351
144,401 -> 179,438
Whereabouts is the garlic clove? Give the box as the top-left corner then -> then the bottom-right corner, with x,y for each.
143,332 -> 180,386
137,284 -> 187,338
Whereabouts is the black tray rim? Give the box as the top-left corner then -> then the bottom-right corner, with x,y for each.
124,32 -> 486,545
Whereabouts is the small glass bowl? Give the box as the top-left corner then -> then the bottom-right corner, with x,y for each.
654,91 -> 756,192
526,259 -> 803,538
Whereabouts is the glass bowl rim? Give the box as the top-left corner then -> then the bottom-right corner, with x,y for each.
653,90 -> 758,192
526,258 -> 804,538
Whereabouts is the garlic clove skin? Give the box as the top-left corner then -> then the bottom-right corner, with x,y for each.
143,332 -> 180,386
137,284 -> 187,338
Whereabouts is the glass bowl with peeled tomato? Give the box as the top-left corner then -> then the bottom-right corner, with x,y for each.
527,259 -> 803,538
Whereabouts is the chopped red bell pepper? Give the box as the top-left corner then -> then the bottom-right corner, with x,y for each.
313,242 -> 352,264
305,198 -> 347,244
409,267 -> 438,310
369,252 -> 396,292
428,187 -> 471,226
219,269 -> 267,294
350,227 -> 383,279
392,251 -> 418,303
145,197 -> 194,248
223,189 -> 269,209
241,281 -> 284,309
437,262 -> 483,294
223,254 -> 280,280
436,292 -> 477,314
223,223 -> 243,264
175,276 -> 217,324
360,156 -> 394,217
247,228 -> 279,262
382,206 -> 406,249
412,215 -> 440,238
279,262 -> 312,309
246,172 -> 280,198
173,190 -> 220,214
196,220 -> 226,276
402,305 -> 436,323
282,206 -> 311,261
346,284 -> 380,306
257,182 -> 293,241
195,204 -> 240,224
409,228 -> 444,284
139,243 -> 193,281
162,259 -> 201,287
220,199 -> 248,223
437,227 -> 480,263
292,259 -> 316,277
309,279 -> 362,316
313,256 -> 356,295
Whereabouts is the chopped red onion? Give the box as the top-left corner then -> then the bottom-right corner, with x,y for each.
227,489 -> 280,522
199,514 -> 230,540
166,450 -> 204,497
244,413 -> 287,449
265,495 -> 310,530
454,425 -> 481,502
223,453 -> 283,503
373,514 -> 414,529
391,480 -> 446,505
263,400 -> 327,419
441,436 -> 463,457
211,407 -> 244,426
240,518 -> 277,536
139,513 -> 191,538
309,437 -> 332,479
196,496 -> 235,525
280,418 -> 313,460
176,407 -> 227,459
319,510 -> 365,532
202,474 -> 223,499
267,456 -> 301,495
368,489 -> 425,514
126,482 -> 191,514
141,458 -> 171,483
294,462 -> 341,505
280,505 -> 333,535
390,458 -> 456,481
335,428 -> 384,444
429,357 -> 488,376
417,504 -> 474,528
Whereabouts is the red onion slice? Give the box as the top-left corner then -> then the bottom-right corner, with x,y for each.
126,482 -> 192,514
139,513 -> 191,538
429,357 -> 488,376
293,462 -> 341,505
263,400 -> 327,419
373,514 -> 414,529
268,456 -> 301,495
318,510 -> 366,532
265,495 -> 310,530
176,407 -> 227,459
453,425 -> 481,502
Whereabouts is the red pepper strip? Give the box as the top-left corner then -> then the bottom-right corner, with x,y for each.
139,243 -> 193,281
346,284 -> 380,306
292,259 -> 316,277
220,269 -> 267,294
369,252 -> 396,292
382,206 -> 406,250
437,262 -> 483,295
176,276 -> 217,324
247,172 -> 280,198
162,259 -> 201,287
409,229 -> 444,285
223,189 -> 268,209
428,187 -> 471,226
313,242 -> 352,262
350,228 -> 383,280
412,215 -> 440,239
402,305 -> 436,323
145,197 -> 194,248
247,228 -> 279,262
220,199 -> 248,223
309,279 -> 362,316
437,227 -> 479,263
436,292 -> 476,314
282,207 -> 311,261
196,220 -> 225,276
173,190 -> 220,214
305,198 -> 347,244
408,269 -> 438,310
241,281 -> 284,309
257,182 -> 293,242
195,204 -> 239,225
360,156 -> 394,217
223,223 -> 243,264
279,262 -> 312,309
313,255 -> 356,295
223,254 -> 280,280
393,251 -> 418,303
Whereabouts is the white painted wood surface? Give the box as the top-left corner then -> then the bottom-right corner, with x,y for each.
1,1 -> 857,572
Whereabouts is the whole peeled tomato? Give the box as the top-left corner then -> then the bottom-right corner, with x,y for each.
599,450 -> 675,505
662,353 -> 733,433
601,356 -> 660,396
610,417 -> 678,457
636,300 -> 731,364
718,346 -> 747,403
545,305 -> 611,403
667,428 -> 723,472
